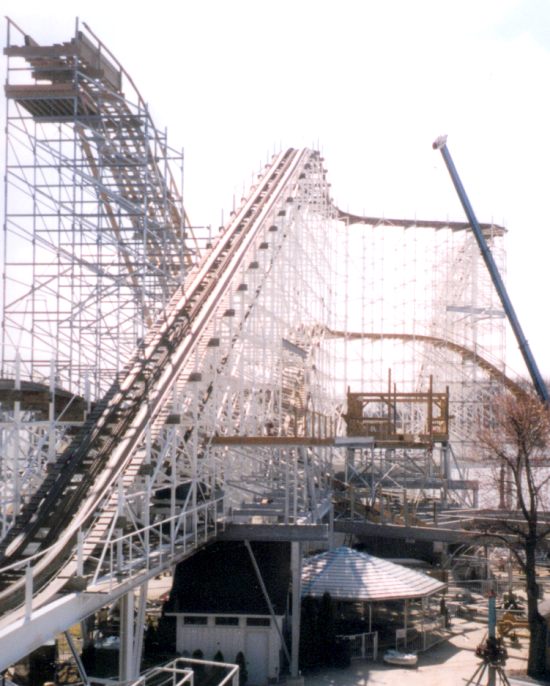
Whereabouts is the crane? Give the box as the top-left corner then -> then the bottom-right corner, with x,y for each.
433,135 -> 550,405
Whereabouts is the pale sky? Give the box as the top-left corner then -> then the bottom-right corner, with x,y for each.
1,0 -> 549,378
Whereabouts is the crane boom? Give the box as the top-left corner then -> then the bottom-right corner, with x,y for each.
433,135 -> 549,405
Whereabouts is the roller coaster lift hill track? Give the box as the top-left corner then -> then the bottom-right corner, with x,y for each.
0,22 -> 341,673
0,147 -> 321,615
433,135 -> 550,405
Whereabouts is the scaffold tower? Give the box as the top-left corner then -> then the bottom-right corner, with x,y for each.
2,18 -> 200,397
0,18 -> 201,533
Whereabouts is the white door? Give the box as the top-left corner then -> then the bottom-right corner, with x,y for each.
245,631 -> 269,686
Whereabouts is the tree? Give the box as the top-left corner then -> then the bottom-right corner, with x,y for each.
478,389 -> 550,678
317,592 -> 337,663
299,595 -> 320,669
235,651 -> 248,686
144,617 -> 159,657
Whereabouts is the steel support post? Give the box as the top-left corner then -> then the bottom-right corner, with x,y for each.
13,354 -> 21,520
488,593 -> 497,686
64,630 -> 90,685
328,504 -> 335,550
119,589 -> 135,682
132,582 -> 148,677
290,541 -> 302,680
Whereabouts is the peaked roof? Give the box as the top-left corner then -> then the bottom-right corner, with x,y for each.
301,546 -> 446,601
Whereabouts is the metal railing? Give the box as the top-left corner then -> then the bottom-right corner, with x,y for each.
336,631 -> 378,660
396,615 -> 447,653
85,657 -> 238,686
130,656 -> 239,686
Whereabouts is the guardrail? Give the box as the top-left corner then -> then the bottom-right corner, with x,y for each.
125,656 -> 239,686
336,631 -> 378,660
0,496 -> 224,622
86,497 -> 223,591
396,616 -> 447,653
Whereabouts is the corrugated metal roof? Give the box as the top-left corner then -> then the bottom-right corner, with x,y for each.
301,546 -> 446,601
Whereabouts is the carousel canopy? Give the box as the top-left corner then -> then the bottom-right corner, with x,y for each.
302,546 -> 446,601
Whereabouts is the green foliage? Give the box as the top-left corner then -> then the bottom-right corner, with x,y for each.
201,649 -> 228,686
192,649 -> 205,679
299,592 -> 341,669
144,617 -> 159,657
235,651 -> 248,686
156,613 -> 176,652
299,595 -> 320,668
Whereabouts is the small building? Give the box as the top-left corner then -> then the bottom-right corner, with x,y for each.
165,541 -> 290,686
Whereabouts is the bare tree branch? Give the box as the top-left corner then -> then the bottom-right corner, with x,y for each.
476,387 -> 550,678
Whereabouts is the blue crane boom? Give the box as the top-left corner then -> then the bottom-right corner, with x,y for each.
433,135 -> 550,405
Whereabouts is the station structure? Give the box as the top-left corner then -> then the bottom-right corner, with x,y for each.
0,18 -> 521,683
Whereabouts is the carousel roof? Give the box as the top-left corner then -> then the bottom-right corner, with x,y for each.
301,546 -> 446,601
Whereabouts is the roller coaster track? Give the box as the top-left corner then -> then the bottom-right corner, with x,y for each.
0,148 -> 321,661
335,208 -> 506,235
326,330 -> 524,396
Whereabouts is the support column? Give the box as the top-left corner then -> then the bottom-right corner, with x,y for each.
12,353 -> 22,521
442,444 -> 450,508
289,541 -> 303,685
345,447 -> 354,484
48,359 -> 56,464
488,593 -> 497,686
64,630 -> 90,685
403,599 -> 409,649
119,590 -> 135,682
133,582 -> 148,677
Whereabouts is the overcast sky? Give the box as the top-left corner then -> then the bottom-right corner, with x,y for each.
2,0 -> 549,379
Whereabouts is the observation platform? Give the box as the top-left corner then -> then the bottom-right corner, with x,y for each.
4,31 -> 121,121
